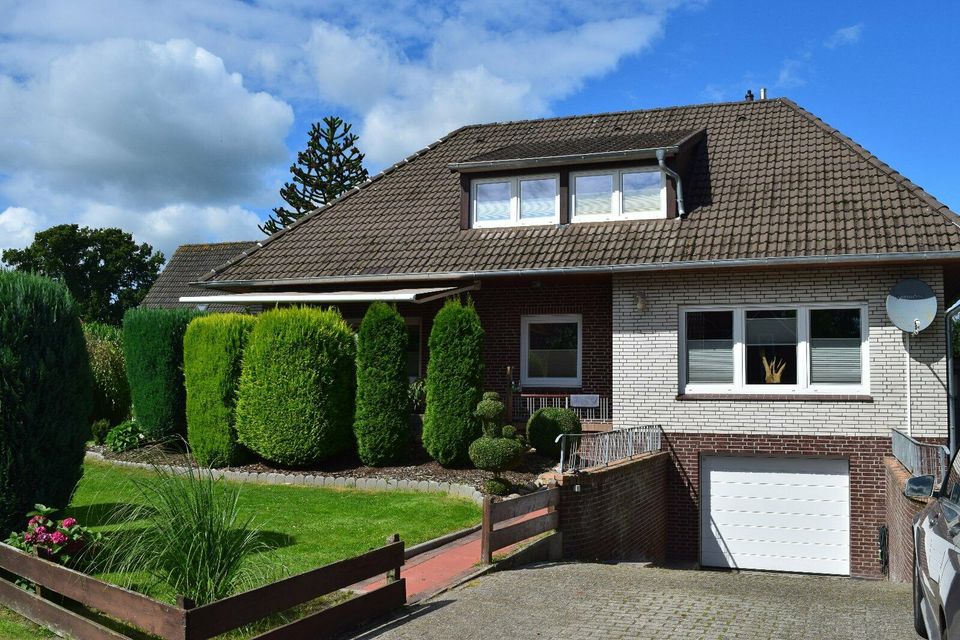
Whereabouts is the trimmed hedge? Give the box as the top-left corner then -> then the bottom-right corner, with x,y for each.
123,307 -> 203,440
0,271 -> 92,529
235,307 -> 355,466
422,299 -> 484,467
184,314 -> 256,467
84,322 -> 130,426
354,303 -> 409,466
526,407 -> 582,459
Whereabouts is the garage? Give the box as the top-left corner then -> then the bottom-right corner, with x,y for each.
700,456 -> 849,575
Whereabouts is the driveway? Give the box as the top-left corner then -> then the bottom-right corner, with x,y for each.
351,562 -> 918,640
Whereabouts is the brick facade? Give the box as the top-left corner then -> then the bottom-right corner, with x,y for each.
662,432 -> 891,578
551,452 -> 668,562
885,456 -> 931,583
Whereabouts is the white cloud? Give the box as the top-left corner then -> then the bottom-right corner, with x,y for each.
0,207 -> 45,255
776,52 -> 813,89
825,24 -> 863,49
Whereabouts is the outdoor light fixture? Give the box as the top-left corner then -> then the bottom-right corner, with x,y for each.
635,293 -> 648,314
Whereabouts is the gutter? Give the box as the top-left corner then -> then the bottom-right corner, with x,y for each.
947,297 -> 960,456
191,250 -> 960,291
656,148 -> 685,217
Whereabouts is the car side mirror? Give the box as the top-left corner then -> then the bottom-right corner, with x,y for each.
904,474 -> 936,498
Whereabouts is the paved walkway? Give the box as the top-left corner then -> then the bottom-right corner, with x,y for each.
351,562 -> 919,639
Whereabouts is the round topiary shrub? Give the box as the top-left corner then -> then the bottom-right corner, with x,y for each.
84,322 -> 130,427
235,307 -> 355,466
0,271 -> 93,530
422,299 -> 484,467
354,302 -> 410,466
123,307 -> 203,440
184,314 -> 256,468
527,407 -> 582,459
468,436 -> 524,474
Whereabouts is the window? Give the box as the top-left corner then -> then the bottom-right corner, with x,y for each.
472,175 -> 559,227
680,305 -> 869,394
571,167 -> 665,221
521,314 -> 582,387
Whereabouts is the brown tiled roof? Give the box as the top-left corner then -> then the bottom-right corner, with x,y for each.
203,98 -> 960,287
142,241 -> 255,309
461,129 -> 701,164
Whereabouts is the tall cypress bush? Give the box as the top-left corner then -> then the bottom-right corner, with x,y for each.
354,302 -> 409,466
422,298 -> 484,467
184,314 -> 256,467
0,271 -> 92,529
84,322 -> 130,427
235,307 -> 355,466
123,307 -> 202,440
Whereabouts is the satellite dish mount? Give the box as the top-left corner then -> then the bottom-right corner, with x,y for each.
885,279 -> 938,436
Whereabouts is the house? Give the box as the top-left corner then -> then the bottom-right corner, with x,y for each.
187,97 -> 960,579
141,241 -> 256,312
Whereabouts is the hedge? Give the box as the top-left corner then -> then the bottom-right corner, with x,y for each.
84,322 -> 130,426
123,307 -> 203,440
422,299 -> 484,467
184,314 -> 256,467
0,271 -> 92,529
235,307 -> 355,466
526,407 -> 582,459
354,303 -> 409,466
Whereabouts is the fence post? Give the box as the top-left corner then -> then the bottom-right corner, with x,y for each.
480,497 -> 493,564
385,533 -> 401,583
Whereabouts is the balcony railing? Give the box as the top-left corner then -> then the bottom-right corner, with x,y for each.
510,393 -> 611,424
891,429 -> 950,485
555,425 -> 663,473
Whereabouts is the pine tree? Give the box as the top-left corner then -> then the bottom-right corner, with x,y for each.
261,116 -> 369,234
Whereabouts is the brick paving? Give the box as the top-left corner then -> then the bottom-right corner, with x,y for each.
351,562 -> 918,639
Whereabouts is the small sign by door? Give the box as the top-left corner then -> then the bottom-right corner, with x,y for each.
569,394 -> 599,408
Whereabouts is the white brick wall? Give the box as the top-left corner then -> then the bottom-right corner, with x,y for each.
613,266 -> 948,439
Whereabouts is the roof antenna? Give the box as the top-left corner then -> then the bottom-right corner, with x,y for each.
744,89 -> 755,102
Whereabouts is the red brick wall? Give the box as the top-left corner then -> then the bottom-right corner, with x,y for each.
885,456 -> 930,583
662,432 -> 892,578
552,452 -> 668,562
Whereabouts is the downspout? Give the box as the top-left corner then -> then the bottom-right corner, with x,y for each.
656,148 -> 685,217
946,298 -> 960,456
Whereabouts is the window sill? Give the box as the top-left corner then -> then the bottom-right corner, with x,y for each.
676,393 -> 873,403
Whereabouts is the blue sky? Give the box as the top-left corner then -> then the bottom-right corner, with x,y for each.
0,1 -> 957,259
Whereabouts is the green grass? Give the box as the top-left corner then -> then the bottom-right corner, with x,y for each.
0,607 -> 57,639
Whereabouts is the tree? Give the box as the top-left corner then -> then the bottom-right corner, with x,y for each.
1,224 -> 164,325
260,116 -> 369,234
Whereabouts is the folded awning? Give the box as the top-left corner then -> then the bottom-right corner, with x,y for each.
179,283 -> 477,305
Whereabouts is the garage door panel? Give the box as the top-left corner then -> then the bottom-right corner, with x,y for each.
701,456 -> 849,575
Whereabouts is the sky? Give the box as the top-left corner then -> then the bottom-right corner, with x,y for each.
0,1 -> 957,260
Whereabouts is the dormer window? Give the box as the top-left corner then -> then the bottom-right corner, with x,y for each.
472,174 -> 559,228
571,167 -> 665,222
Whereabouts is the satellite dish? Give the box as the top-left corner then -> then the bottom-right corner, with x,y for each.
886,278 -> 937,334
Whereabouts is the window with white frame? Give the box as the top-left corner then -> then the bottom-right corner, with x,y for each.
680,304 -> 868,394
521,314 -> 582,387
472,175 -> 559,227
571,167 -> 665,221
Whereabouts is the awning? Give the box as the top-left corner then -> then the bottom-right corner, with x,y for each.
179,283 -> 478,305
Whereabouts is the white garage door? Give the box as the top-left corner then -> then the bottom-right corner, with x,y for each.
700,456 -> 849,575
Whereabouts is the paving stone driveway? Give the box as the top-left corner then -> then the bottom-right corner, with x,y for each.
352,562 -> 919,640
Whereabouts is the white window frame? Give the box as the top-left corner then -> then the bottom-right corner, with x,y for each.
521,313 -> 583,388
471,174 -> 560,228
570,166 -> 667,222
679,303 -> 870,396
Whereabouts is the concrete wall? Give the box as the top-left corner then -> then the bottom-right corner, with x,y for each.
552,452 -> 669,562
885,456 -> 930,583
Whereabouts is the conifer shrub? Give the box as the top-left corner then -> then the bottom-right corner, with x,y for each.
526,407 -> 582,459
468,392 -> 524,496
235,307 -> 355,466
354,302 -> 409,466
84,322 -> 130,427
123,307 -> 202,440
184,314 -> 256,467
0,271 -> 92,529
422,299 -> 484,467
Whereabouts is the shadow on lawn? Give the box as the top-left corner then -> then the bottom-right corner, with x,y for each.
63,503 -> 156,528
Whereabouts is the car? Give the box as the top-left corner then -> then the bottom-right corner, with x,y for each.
906,453 -> 960,639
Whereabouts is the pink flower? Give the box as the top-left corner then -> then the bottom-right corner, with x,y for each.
60,518 -> 77,528
49,532 -> 68,545
34,526 -> 47,536
28,515 -> 42,526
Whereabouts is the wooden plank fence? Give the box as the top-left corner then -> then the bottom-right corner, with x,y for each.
480,487 -> 560,564
0,536 -> 406,639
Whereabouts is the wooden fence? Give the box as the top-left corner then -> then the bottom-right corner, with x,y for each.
0,536 -> 405,639
480,488 -> 560,564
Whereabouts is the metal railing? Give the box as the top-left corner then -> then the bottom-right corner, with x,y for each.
512,393 -> 612,424
891,429 -> 950,484
555,424 -> 663,473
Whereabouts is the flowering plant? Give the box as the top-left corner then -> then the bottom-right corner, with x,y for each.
5,504 -> 100,566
